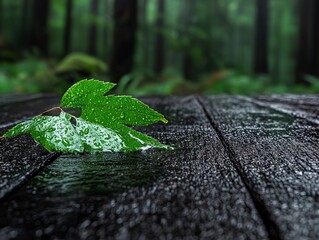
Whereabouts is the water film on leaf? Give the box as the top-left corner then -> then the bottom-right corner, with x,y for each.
2,79 -> 173,153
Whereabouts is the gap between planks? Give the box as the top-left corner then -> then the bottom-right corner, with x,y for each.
0,152 -> 60,203
0,94 -> 61,202
195,95 -> 283,240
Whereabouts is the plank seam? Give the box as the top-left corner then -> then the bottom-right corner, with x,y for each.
195,96 -> 283,240
0,152 -> 60,203
0,95 -> 61,202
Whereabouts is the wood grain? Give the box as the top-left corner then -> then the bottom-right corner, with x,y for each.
199,95 -> 319,240
0,96 -> 60,200
0,96 -> 268,239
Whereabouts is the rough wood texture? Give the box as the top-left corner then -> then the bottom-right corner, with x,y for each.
0,95 -> 318,239
199,95 -> 319,240
0,95 -> 59,200
253,95 -> 319,125
0,94 -> 58,128
0,96 -> 268,239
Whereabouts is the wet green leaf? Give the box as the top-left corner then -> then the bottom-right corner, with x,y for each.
3,79 -> 172,153
4,112 -> 127,153
60,79 -> 171,151
60,79 -> 167,126
75,117 -> 126,152
5,112 -> 83,152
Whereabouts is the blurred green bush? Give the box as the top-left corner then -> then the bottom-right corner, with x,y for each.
1,56 -> 319,95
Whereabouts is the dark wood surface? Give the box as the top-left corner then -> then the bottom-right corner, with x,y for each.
0,95 -> 318,240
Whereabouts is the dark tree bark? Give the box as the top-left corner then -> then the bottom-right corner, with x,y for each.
21,0 -> 30,35
154,0 -> 165,74
315,0 -> 319,77
181,0 -> 194,80
102,0 -> 111,60
28,0 -> 50,56
0,0 -> 3,33
183,51 -> 193,80
140,0 -> 151,71
111,0 -> 137,82
88,0 -> 99,56
63,0 -> 73,56
296,0 -> 319,83
18,0 -> 31,50
253,0 -> 269,74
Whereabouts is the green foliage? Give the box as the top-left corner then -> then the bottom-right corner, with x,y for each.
55,53 -> 108,74
0,57 -> 54,93
116,71 -> 186,96
0,0 -> 316,95
205,72 -> 319,95
3,79 -> 172,153
303,75 -> 319,90
0,54 -> 110,94
116,70 -> 319,96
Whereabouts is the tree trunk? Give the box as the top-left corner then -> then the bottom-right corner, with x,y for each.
181,0 -> 194,80
272,2 -> 282,83
102,0 -> 111,60
29,0 -> 50,56
0,0 -> 3,33
111,0 -> 137,82
315,0 -> 319,77
139,0 -> 151,71
88,0 -> 99,56
253,0 -> 269,74
63,0 -> 73,56
154,0 -> 165,74
21,0 -> 30,35
296,0 -> 319,83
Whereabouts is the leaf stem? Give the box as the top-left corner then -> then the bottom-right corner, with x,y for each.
0,136 -> 4,139
38,106 -> 78,120
39,106 -> 62,116
64,112 -> 78,119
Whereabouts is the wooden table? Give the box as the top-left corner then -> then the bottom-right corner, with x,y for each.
0,94 -> 318,240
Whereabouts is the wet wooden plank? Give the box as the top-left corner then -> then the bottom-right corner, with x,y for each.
0,95 -> 59,128
0,94 -> 56,106
254,94 -> 319,109
0,96 -> 60,200
199,95 -> 319,240
0,97 -> 268,239
251,95 -> 319,125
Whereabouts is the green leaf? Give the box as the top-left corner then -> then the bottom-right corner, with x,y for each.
60,79 -> 116,107
4,119 -> 34,137
75,117 -> 126,152
3,79 -> 172,153
60,79 -> 167,126
5,112 -> 83,152
60,79 -> 170,151
4,112 -> 128,153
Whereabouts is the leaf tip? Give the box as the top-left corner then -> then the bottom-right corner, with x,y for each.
162,118 -> 168,124
165,145 -> 175,150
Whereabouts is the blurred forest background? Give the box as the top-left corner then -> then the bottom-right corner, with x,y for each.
0,0 -> 319,95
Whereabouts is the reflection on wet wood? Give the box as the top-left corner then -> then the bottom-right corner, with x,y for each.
0,95 -> 318,239
199,95 -> 319,240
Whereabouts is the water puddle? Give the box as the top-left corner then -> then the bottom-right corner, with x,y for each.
27,151 -> 165,197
